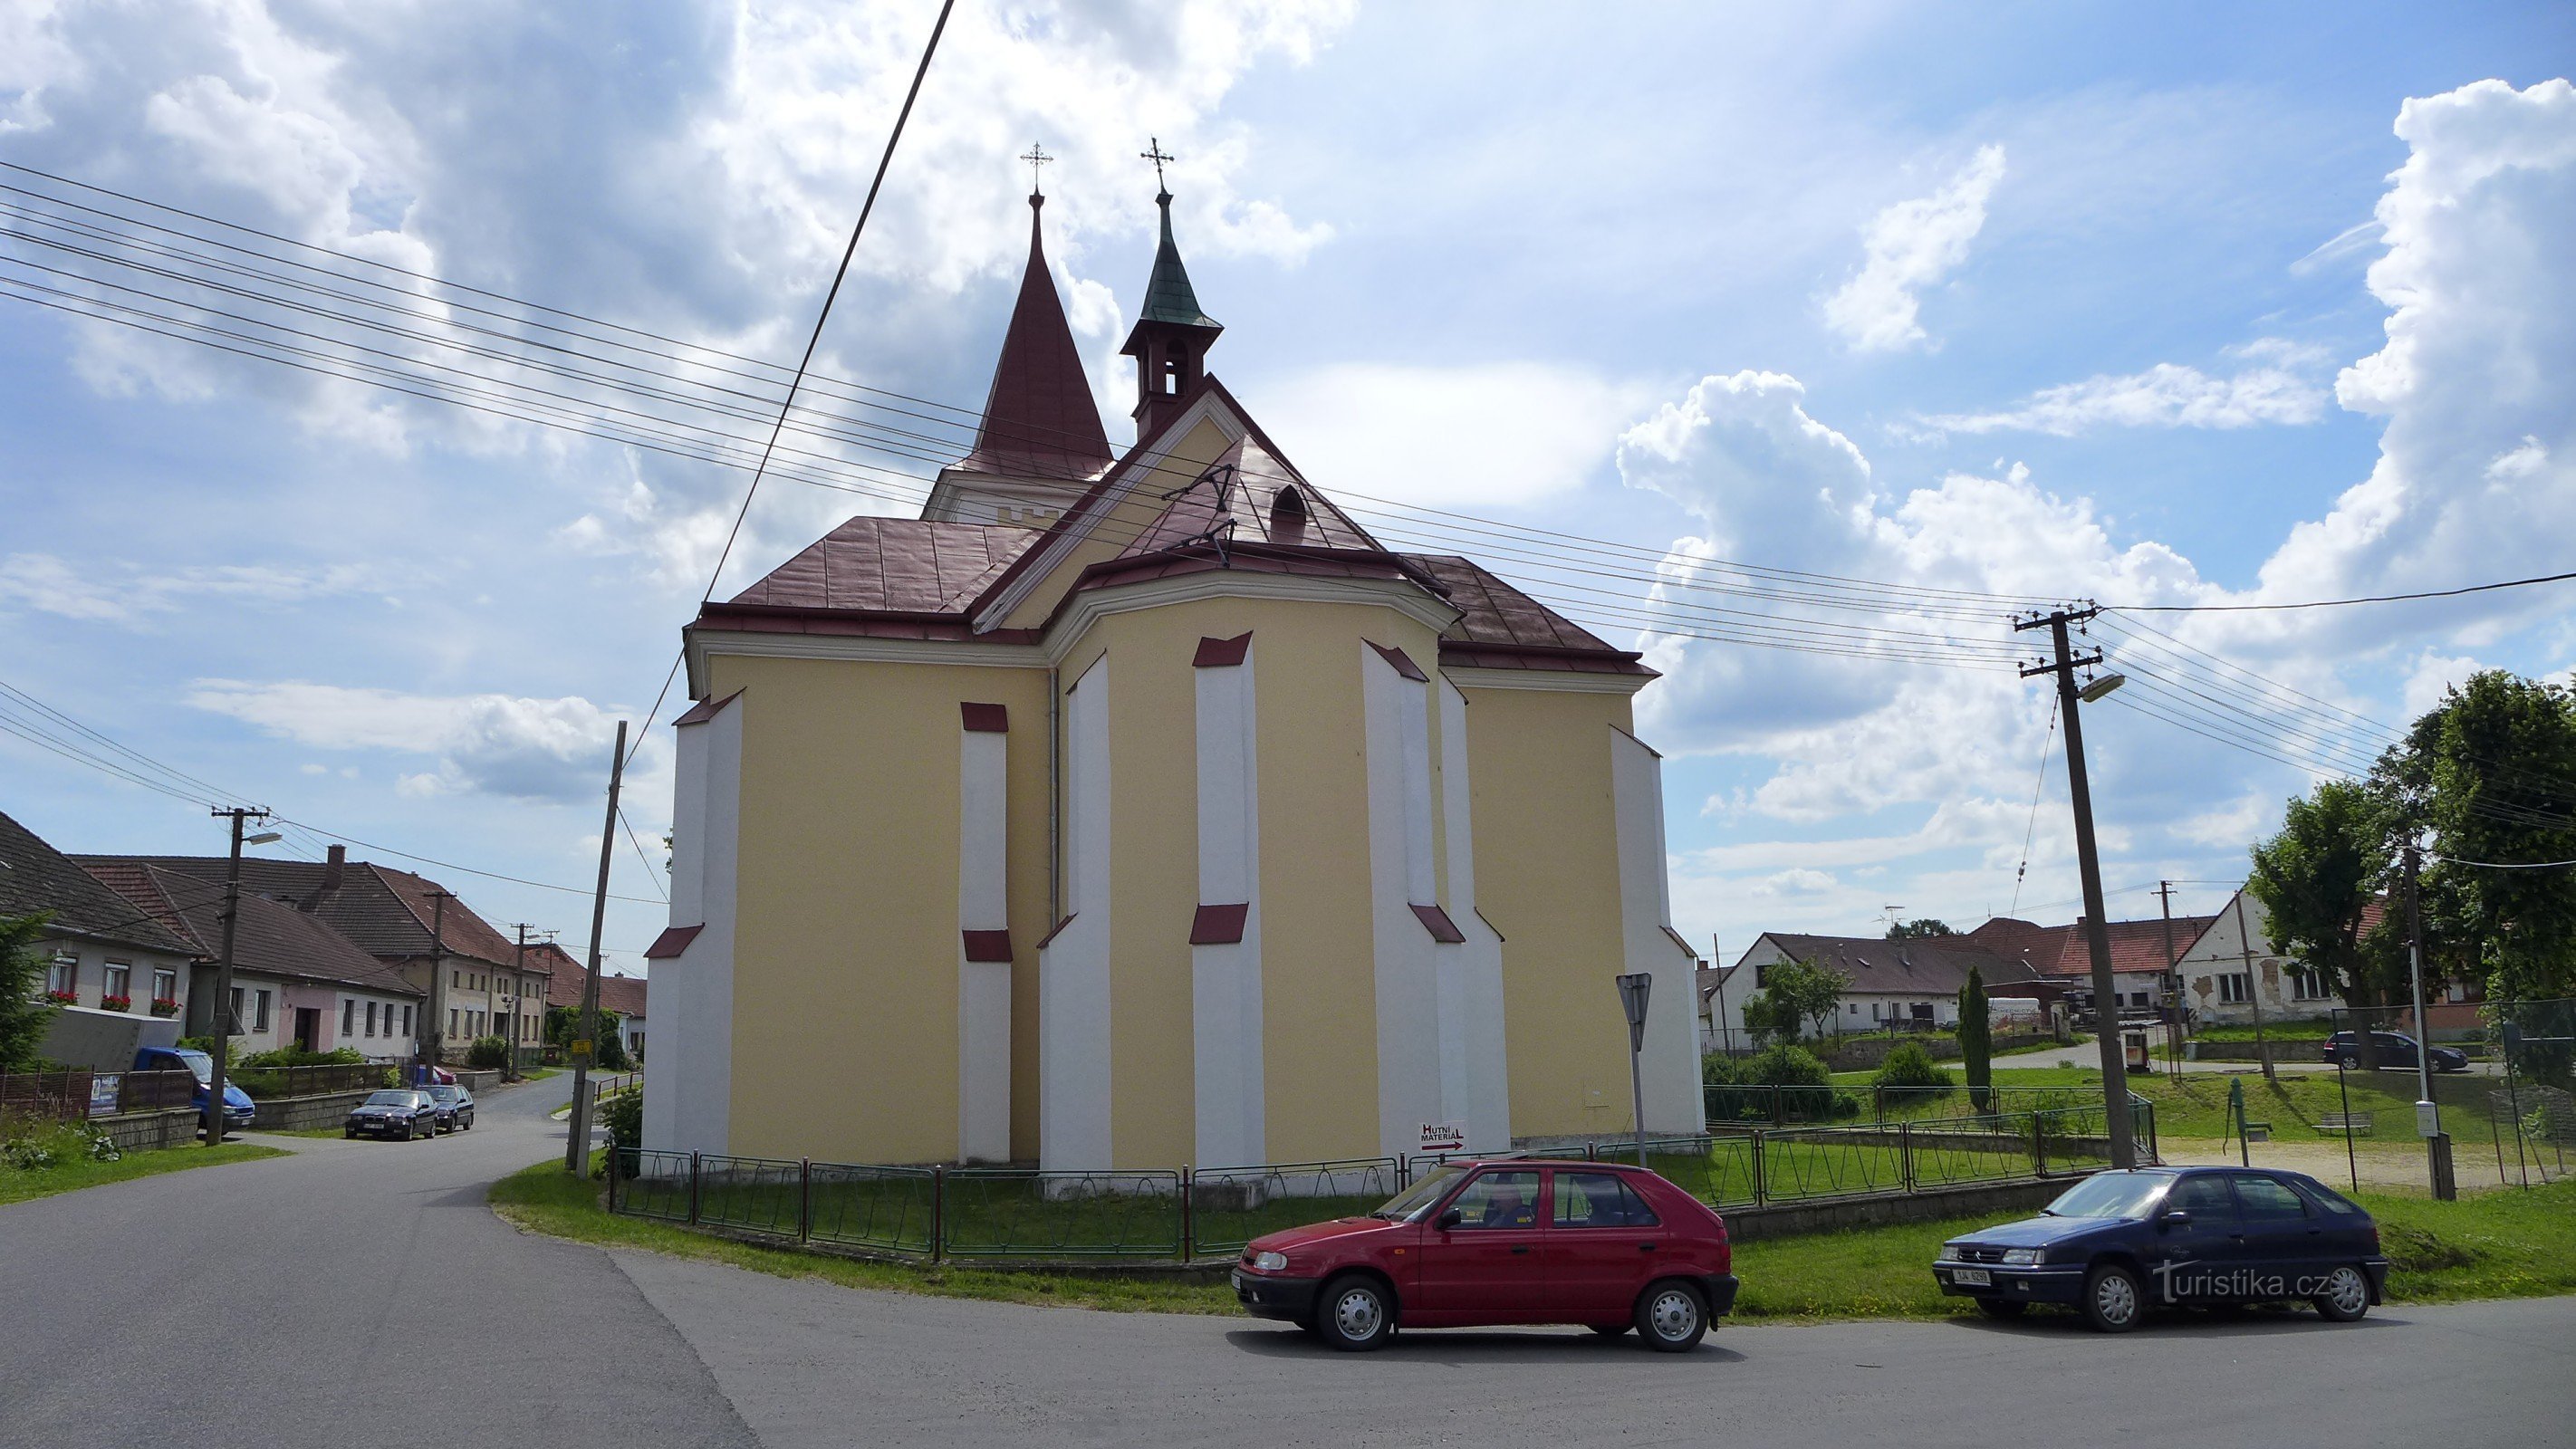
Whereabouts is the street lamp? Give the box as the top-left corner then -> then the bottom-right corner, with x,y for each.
1617,972 -> 1652,1168
2078,672 -> 2128,704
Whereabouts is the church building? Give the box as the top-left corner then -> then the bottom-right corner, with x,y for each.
643,173 -> 1706,1173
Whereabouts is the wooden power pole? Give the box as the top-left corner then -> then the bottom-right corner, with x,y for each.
566,721 -> 628,1173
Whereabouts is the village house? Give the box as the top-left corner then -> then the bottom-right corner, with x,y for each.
543,945 -> 648,1063
647,178 -> 1705,1172
81,858 -> 422,1061
1711,932 -> 2058,1045
2,808 -> 197,1027
1966,913 -> 2215,1022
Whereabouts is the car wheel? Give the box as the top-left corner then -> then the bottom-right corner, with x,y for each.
1975,1298 -> 2028,1319
2312,1265 -> 2371,1323
1635,1280 -> 1708,1352
343,1128 -> 357,1139
1315,1274 -> 1395,1353
1589,1323 -> 1633,1338
2081,1264 -> 2145,1334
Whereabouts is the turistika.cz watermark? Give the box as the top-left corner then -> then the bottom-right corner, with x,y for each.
2149,1262 -> 2340,1301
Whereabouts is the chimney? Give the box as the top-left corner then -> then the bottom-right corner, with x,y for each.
321,843 -> 346,894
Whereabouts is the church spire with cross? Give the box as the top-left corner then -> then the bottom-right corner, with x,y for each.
1122,137 -> 1223,441
927,144 -> 1113,519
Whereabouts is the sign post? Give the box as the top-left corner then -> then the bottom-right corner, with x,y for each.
1617,972 -> 1652,1168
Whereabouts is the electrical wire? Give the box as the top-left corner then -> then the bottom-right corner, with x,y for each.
2008,695 -> 2059,918
2110,571 -> 2576,612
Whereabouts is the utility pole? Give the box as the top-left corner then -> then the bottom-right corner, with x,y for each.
567,720 -> 629,1173
2404,844 -> 2456,1199
507,925 -> 529,1084
2157,882 -> 2183,1070
2228,889 -> 2274,1081
424,889 -> 453,1082
2015,606 -> 2136,1169
206,807 -> 277,1147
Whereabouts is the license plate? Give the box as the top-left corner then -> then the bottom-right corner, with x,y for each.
1231,1271 -> 1245,1292
1953,1268 -> 1992,1286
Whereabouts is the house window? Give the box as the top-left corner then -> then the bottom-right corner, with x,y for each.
402,1004 -> 413,1035
365,1002 -> 378,1037
153,967 -> 177,1003
2289,968 -> 2327,1002
449,1009 -> 460,1039
253,989 -> 271,1032
2219,974 -> 2251,1004
102,964 -> 131,1007
46,952 -> 76,998
342,999 -> 356,1035
229,986 -> 245,1031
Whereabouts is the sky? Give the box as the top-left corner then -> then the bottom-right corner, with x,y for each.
1,1 -> 2571,975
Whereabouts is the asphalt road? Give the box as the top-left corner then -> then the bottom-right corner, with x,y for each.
4,1080 -> 2570,1449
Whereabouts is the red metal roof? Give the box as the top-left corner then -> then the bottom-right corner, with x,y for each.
956,197 -> 1113,483
723,517 -> 1040,614
1967,915 -> 2219,978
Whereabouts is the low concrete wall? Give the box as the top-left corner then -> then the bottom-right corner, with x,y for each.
252,1089 -> 375,1133
1723,1172 -> 2094,1242
92,1108 -> 200,1152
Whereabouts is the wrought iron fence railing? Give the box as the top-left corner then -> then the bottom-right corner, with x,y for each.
604,1095 -> 2156,1266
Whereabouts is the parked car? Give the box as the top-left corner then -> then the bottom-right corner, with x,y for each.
1231,1159 -> 1737,1353
345,1089 -> 441,1141
35,1007 -> 256,1136
1930,1166 -> 2388,1332
2323,1030 -> 2469,1072
424,1084 -> 476,1132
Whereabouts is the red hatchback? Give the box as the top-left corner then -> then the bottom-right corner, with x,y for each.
1232,1159 -> 1737,1352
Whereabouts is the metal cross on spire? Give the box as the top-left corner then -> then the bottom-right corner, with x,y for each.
1140,137 -> 1175,193
1020,142 -> 1053,197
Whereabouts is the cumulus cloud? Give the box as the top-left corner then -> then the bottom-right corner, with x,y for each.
0,554 -> 369,624
1261,361 -> 1649,507
1822,144 -> 2005,353
186,680 -> 640,803
1917,342 -> 2332,437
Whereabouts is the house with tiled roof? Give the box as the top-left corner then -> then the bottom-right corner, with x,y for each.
1967,912 -> 2217,1021
82,859 -> 422,1062
75,845 -> 545,1067
1714,933 -> 2057,1041
2,806 -> 197,1027
650,173 -> 1704,1173
543,947 -> 648,1063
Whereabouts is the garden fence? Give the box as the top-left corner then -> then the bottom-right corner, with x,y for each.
607,1094 -> 2153,1267
2317,998 -> 2574,1194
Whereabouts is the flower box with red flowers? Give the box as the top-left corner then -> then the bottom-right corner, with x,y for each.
100,994 -> 133,1012
44,990 -> 78,1005
150,998 -> 182,1017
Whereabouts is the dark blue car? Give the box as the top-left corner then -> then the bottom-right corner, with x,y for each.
1932,1166 -> 2389,1332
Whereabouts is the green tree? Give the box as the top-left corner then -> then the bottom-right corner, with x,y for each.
2248,779 -> 2399,1015
2379,670 -> 2576,1003
1741,957 -> 1847,1042
1957,964 -> 1993,1111
0,914 -> 61,1072
1887,918 -> 1956,939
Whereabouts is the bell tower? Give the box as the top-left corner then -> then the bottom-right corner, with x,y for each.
1120,139 -> 1223,442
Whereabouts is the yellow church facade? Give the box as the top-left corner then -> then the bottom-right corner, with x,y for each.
644,185 -> 1705,1173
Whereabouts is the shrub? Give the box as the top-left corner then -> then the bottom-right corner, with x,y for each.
0,1111 -> 119,1170
466,1036 -> 512,1070
237,1046 -> 367,1071
1738,1043 -> 1856,1120
1701,1052 -> 1740,1087
1872,1041 -> 1956,1095
599,1087 -> 642,1155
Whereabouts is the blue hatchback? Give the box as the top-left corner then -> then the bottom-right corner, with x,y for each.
1932,1166 -> 2389,1332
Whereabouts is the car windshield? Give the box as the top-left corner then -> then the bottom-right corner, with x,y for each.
169,1049 -> 213,1086
2043,1170 -> 2175,1220
362,1090 -> 415,1107
1370,1166 -> 1469,1221
428,1088 -> 460,1102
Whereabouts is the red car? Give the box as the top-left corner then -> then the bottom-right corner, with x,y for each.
1232,1159 -> 1737,1352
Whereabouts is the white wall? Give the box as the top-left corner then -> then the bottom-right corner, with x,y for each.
1041,655 -> 1113,1172
1610,728 -> 1704,1135
1361,643 -> 1443,1157
2173,889 -> 2329,1024
956,722 -> 1013,1164
1438,680 -> 1512,1154
646,692 -> 740,1157
1190,640 -> 1264,1168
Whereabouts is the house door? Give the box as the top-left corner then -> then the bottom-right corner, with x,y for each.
293,1008 -> 320,1053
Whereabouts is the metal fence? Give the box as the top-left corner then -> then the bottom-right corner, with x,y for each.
2311,998 -> 2575,1194
607,1095 -> 2149,1267
1702,1081 -> 2109,1127
0,1069 -> 94,1122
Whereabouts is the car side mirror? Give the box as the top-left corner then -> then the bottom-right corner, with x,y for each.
2159,1209 -> 2191,1228
1436,1208 -> 1464,1232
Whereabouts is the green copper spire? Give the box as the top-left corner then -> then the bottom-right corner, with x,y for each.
1138,189 -> 1220,331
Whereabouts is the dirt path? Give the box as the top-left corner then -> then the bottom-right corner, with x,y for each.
2159,1135 -> 2563,1194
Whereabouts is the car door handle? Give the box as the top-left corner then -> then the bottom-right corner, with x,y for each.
1509,1245 -> 1533,1255
1638,1243 -> 1658,1252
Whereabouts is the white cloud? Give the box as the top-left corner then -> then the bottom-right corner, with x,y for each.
1822,144 -> 2004,353
1752,867 -> 1837,898
1260,361 -> 1648,507
1918,346 -> 2331,437
0,554 -> 369,624
186,679 -> 643,803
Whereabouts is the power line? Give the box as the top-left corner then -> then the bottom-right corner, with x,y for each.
2110,571 -> 2576,613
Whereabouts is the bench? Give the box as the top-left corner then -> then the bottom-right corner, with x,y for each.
2316,1112 -> 2375,1135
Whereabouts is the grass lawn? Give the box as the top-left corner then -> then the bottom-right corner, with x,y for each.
1979,1066 -> 2516,1146
491,1157 -> 2576,1322
0,1142 -> 284,1206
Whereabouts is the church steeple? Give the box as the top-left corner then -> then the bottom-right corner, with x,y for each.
1120,139 -> 1222,442
958,183 -> 1114,484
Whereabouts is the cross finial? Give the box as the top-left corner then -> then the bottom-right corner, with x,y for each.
1140,137 -> 1175,193
1020,142 -> 1053,198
